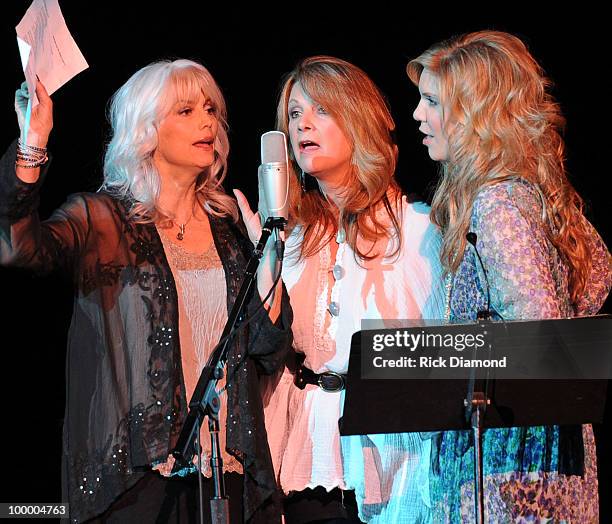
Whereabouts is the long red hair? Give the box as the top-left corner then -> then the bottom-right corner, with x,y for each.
276,56 -> 402,261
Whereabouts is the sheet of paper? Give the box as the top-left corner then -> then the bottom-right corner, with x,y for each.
16,0 -> 89,107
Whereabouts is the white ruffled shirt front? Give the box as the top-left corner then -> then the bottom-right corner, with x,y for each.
263,198 -> 446,523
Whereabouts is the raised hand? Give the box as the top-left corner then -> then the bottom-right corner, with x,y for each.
15,79 -> 53,147
233,188 -> 262,246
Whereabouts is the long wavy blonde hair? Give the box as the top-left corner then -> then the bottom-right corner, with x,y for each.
407,31 -> 591,304
276,56 -> 402,261
103,59 -> 238,222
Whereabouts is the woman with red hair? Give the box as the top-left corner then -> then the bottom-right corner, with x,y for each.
240,55 -> 447,523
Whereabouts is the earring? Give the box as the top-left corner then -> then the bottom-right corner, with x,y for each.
301,170 -> 318,193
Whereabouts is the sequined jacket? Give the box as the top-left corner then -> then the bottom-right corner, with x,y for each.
0,140 -> 292,523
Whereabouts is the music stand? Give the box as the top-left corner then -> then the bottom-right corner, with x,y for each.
340,316 -> 611,523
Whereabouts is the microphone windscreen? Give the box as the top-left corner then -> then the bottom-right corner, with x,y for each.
261,131 -> 287,164
259,131 -> 289,222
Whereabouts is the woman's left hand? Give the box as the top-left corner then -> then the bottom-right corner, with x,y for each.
15,80 -> 53,147
233,189 -> 261,245
233,188 -> 281,320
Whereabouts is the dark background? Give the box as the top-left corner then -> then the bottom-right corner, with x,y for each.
1,2 -> 610,520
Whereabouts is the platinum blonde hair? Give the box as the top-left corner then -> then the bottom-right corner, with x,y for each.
102,59 -> 237,222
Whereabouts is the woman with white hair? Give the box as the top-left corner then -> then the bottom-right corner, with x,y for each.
0,59 -> 291,523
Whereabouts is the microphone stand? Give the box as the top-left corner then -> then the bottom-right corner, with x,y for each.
464,232 -> 493,524
464,311 -> 491,524
172,216 -> 286,524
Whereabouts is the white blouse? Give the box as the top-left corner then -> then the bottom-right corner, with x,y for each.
263,197 -> 446,523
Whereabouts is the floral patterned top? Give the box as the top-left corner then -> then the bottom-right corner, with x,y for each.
450,180 -> 611,322
433,179 -> 611,523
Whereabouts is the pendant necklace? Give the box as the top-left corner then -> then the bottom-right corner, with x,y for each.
176,212 -> 194,241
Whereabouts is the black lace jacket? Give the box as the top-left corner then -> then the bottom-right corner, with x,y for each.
0,140 -> 292,523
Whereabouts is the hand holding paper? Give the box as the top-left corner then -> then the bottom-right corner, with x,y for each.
15,80 -> 53,147
16,0 -> 89,106
15,0 -> 87,141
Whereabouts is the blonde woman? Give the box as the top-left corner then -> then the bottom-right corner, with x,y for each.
408,30 -> 612,522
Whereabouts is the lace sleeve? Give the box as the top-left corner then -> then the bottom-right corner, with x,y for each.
0,140 -> 88,275
0,139 -> 48,220
224,214 -> 294,375
245,280 -> 293,375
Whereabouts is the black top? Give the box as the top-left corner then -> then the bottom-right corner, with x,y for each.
0,140 -> 292,523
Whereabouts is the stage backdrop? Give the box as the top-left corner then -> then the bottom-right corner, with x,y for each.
0,2 -> 610,519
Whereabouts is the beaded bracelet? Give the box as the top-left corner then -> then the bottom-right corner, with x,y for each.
16,139 -> 48,168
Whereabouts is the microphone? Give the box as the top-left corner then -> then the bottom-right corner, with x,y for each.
259,131 -> 289,260
260,131 -> 289,224
466,232 -> 492,320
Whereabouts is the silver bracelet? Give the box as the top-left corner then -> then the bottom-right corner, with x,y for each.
16,138 -> 48,168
